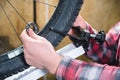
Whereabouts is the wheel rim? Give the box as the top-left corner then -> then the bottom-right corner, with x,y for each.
0,0 -> 83,79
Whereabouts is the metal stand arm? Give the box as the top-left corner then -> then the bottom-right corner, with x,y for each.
5,43 -> 85,80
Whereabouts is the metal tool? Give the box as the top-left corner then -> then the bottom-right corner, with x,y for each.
50,26 -> 106,51
26,22 -> 39,34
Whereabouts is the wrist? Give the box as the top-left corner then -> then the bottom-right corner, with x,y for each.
45,54 -> 63,74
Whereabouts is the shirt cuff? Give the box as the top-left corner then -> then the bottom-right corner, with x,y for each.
56,56 -> 73,80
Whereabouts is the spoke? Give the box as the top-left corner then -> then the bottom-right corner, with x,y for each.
0,0 -> 57,44
7,0 -> 28,24
34,0 -> 57,8
0,4 -> 22,44
0,0 -> 58,53
33,0 -> 37,23
7,0 -> 57,24
7,0 -> 39,30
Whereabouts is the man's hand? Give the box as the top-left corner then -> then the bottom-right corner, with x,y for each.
20,28 -> 63,74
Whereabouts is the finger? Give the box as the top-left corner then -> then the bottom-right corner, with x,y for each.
28,28 -> 39,40
20,29 -> 33,43
73,16 -> 86,29
68,29 -> 73,34
73,16 -> 81,26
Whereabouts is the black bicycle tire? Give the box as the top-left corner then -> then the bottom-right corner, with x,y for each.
0,0 -> 83,79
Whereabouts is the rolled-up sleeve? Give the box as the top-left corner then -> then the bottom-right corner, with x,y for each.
56,56 -> 120,80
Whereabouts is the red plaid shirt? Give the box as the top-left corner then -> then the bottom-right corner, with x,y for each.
56,22 -> 120,80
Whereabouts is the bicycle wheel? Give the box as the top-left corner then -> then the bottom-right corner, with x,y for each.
0,0 -> 83,79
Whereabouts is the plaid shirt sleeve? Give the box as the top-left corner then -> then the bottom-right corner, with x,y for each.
83,22 -> 120,65
56,56 -> 120,80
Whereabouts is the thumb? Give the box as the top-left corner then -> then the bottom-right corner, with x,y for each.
28,28 -> 39,39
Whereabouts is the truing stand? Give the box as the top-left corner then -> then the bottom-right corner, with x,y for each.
5,43 -> 85,80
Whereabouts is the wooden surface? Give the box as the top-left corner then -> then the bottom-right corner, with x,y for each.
36,0 -> 58,30
0,0 -> 33,54
0,0 -> 120,79
80,0 -> 120,32
0,0 -> 120,50
57,0 -> 120,49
